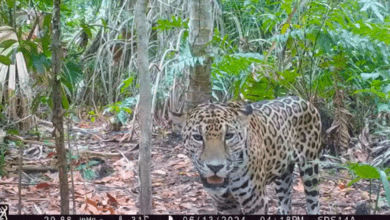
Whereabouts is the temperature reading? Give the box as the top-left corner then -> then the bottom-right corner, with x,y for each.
132,216 -> 149,220
61,216 -> 72,220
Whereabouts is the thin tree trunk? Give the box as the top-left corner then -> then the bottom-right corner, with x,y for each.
51,0 -> 69,214
186,0 -> 213,110
135,0 -> 152,214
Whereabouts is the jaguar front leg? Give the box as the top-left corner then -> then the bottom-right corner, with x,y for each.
231,178 -> 268,214
210,190 -> 242,214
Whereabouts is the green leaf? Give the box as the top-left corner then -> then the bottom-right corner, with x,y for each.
361,73 -> 380,80
120,77 -> 134,93
75,164 -> 86,170
61,88 -> 69,109
80,24 -> 92,38
31,94 -> 41,114
0,39 -> 17,49
117,110 -> 128,125
41,0 -> 53,6
354,88 -> 370,94
121,107 -> 132,114
347,177 -> 361,187
87,160 -> 100,166
154,16 -> 189,32
6,129 -> 19,135
359,0 -> 384,22
360,2 -> 370,12
0,55 -> 11,65
383,84 -> 390,94
281,23 -> 289,34
348,163 -> 380,179
83,169 -> 97,180
371,4 -> 383,22
370,87 -> 386,99
379,170 -> 390,206
101,18 -> 107,29
32,54 -> 49,74
60,4 -> 72,15
121,97 -> 137,108
61,60 -> 82,94
377,103 -> 390,112
41,32 -> 52,57
43,14 -> 52,30
48,96 -> 53,110
6,0 -> 14,8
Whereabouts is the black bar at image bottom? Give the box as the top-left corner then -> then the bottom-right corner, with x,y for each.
1,205 -> 388,220
1,215 -> 390,220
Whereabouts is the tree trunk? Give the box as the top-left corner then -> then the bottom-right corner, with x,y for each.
135,0 -> 152,214
186,0 -> 213,110
51,0 -> 69,214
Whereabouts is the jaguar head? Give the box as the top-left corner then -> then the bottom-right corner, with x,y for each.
170,101 -> 253,191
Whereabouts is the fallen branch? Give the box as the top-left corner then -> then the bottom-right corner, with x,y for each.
79,150 -> 123,159
5,166 -> 58,173
6,135 -> 56,148
72,128 -> 107,141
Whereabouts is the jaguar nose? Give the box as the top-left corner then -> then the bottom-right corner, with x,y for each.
207,164 -> 224,173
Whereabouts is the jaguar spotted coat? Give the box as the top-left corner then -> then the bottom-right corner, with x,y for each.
172,96 -> 322,214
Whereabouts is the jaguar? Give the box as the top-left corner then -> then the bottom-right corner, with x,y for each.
171,96 -> 322,214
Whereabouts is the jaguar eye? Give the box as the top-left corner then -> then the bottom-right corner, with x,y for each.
225,133 -> 234,140
192,134 -> 203,141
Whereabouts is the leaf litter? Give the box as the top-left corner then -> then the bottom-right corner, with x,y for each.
1,122 -> 390,214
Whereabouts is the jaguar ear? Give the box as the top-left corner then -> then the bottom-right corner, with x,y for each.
169,110 -> 187,128
227,101 -> 242,109
227,102 -> 253,123
237,103 -> 253,124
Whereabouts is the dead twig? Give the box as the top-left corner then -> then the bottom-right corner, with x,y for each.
120,97 -> 140,143
68,119 -> 77,214
18,142 -> 23,214
72,128 -> 107,142
7,166 -> 58,173
79,150 -> 122,159
6,135 -> 55,148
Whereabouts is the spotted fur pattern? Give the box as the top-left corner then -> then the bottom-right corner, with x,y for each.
176,96 -> 322,214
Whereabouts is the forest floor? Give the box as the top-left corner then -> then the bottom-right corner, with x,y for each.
1,120 -> 390,215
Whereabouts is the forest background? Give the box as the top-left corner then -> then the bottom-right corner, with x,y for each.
1,0 -> 390,215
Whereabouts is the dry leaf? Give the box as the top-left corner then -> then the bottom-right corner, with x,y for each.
79,122 -> 89,128
79,203 -> 87,214
120,170 -> 135,181
354,149 -> 367,162
87,203 -> 100,215
153,182 -> 164,187
153,170 -> 166,175
86,198 -> 98,208
47,152 -> 56,158
36,182 -> 50,189
106,207 -> 115,214
339,182 -> 346,190
107,193 -> 118,205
